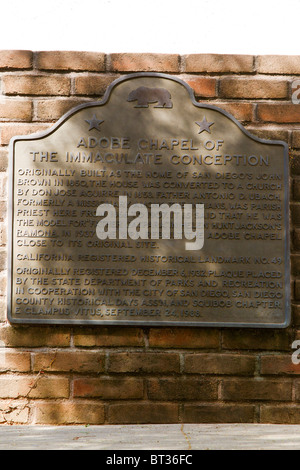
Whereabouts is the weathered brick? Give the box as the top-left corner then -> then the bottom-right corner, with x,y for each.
0,248 -> 7,270
73,326 -> 144,347
292,130 -> 300,149
261,355 -> 300,375
0,376 -> 69,398
0,400 -> 29,424
0,351 -> 31,372
292,380 -> 300,401
0,271 -> 7,296
184,54 -> 254,73
110,53 -> 180,72
257,55 -> 300,74
36,98 -> 88,121
257,103 -> 300,123
0,123 -> 51,145
147,377 -> 218,401
219,77 -> 288,99
0,225 -> 7,246
0,51 -> 33,70
37,51 -> 106,72
108,403 -> 179,424
74,74 -> 119,95
183,404 -> 256,423
222,329 -> 291,351
222,378 -> 292,401
260,405 -> 300,424
2,75 -> 71,96
212,101 -> 254,122
108,352 -> 180,374
184,353 -> 256,375
292,305 -> 300,326
34,401 -> 105,425
291,203 -> 300,226
0,150 -> 8,171
183,76 -> 217,97
73,377 -> 144,399
149,327 -> 219,349
0,99 -> 32,121
0,325 -> 71,348
33,351 -> 105,373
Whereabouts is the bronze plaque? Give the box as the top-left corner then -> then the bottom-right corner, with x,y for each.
8,73 -> 290,327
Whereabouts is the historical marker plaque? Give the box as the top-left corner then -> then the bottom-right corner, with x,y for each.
8,73 -> 290,327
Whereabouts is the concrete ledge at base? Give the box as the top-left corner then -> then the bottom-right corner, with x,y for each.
1,424 -> 300,450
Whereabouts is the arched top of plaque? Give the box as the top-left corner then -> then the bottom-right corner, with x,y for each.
8,73 -> 290,328
10,73 -> 290,151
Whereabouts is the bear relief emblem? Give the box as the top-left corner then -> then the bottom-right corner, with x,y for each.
127,86 -> 173,108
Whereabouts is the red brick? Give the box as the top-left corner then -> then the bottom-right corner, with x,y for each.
34,401 -> 105,425
291,153 -> 300,176
212,101 -> 254,122
293,180 -> 300,200
261,405 -> 300,424
108,352 -> 180,374
184,353 -> 256,375
37,51 -> 106,72
149,327 -> 219,349
291,254 -> 300,275
0,50 -> 33,70
257,55 -> 300,74
147,377 -> 218,401
184,54 -> 254,73
261,355 -> 300,375
219,77 -> 288,99
108,403 -> 179,424
0,99 -> 32,121
245,125 -> 288,142
183,404 -> 256,423
0,376 -> 69,399
222,378 -> 292,401
183,76 -> 217,97
74,74 -> 119,95
222,329 -> 291,351
257,103 -> 300,123
73,377 -> 144,399
292,130 -> 300,149
35,98 -> 88,121
0,351 -> 31,372
33,351 -> 105,373
0,325 -> 71,348
73,326 -> 144,347
2,75 -> 71,96
295,279 -> 300,300
0,174 -> 7,199
0,123 -> 51,145
110,53 -> 180,72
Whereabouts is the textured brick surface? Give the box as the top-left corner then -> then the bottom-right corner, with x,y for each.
110,53 -> 180,72
36,51 -> 105,71
184,54 -> 254,73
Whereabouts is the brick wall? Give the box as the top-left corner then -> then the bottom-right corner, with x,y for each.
0,50 -> 300,425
